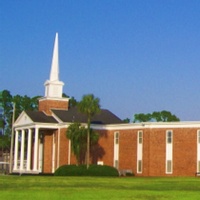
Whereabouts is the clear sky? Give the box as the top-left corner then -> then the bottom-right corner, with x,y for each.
1,0 -> 200,121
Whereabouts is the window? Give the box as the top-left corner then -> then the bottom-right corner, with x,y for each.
115,132 -> 119,144
167,131 -> 172,144
198,131 -> 200,144
138,160 -> 142,173
138,131 -> 143,144
114,160 -> 119,169
114,132 -> 119,169
166,160 -> 172,173
137,131 -> 143,173
166,130 -> 173,174
198,161 -> 200,172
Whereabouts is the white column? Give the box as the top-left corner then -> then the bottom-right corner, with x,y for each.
33,128 -> 39,171
38,140 -> 43,173
20,129 -> 25,171
26,129 -> 32,171
13,130 -> 19,170
52,132 -> 55,173
57,128 -> 60,168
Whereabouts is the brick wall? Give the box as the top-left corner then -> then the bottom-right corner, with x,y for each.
42,126 -> 199,176
173,128 -> 197,176
93,127 -> 198,177
148,129 -> 166,176
39,99 -> 68,115
58,128 -> 69,166
43,130 -> 53,173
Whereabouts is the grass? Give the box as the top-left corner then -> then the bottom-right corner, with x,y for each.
0,175 -> 200,200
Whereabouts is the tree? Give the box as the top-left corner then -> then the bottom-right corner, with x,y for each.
0,134 -> 10,152
0,90 -> 13,136
133,113 -> 151,123
1,91 -> 39,125
133,110 -> 180,123
0,90 -> 13,156
0,90 -> 40,152
123,118 -> 130,123
0,113 -> 6,135
78,94 -> 101,168
152,110 -> 180,122
66,122 -> 99,165
66,123 -> 87,164
13,94 -> 40,120
62,93 -> 77,108
69,96 -> 77,108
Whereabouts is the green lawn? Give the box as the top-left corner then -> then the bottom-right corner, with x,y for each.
0,175 -> 200,200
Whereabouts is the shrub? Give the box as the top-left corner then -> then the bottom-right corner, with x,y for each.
88,165 -> 119,176
54,164 -> 119,177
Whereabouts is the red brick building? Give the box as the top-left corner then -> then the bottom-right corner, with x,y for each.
13,33 -> 200,176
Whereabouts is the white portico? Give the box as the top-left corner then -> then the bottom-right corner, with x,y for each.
13,111 -> 59,174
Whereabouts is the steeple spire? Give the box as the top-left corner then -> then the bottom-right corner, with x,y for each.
44,33 -> 64,98
50,32 -> 59,81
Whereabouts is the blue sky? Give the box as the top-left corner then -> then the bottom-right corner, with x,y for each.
1,0 -> 200,121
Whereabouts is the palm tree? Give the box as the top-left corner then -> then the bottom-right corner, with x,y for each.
66,122 -> 100,165
78,94 -> 101,168
66,122 -> 87,165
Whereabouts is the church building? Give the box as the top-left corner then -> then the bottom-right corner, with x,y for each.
13,33 -> 200,176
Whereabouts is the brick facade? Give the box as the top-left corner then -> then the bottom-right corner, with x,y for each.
41,125 -> 199,176
43,130 -> 53,173
97,127 -> 198,177
39,98 -> 69,115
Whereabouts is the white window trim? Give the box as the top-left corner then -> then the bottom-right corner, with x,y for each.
113,132 -> 119,169
166,130 -> 173,174
197,130 -> 200,172
137,131 -> 143,174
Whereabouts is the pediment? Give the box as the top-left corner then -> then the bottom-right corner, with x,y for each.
14,111 -> 34,126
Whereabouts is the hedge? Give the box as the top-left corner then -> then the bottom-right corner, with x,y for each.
54,164 -> 119,176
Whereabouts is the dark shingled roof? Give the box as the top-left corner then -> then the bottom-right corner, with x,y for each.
52,107 -> 122,124
25,111 -> 58,123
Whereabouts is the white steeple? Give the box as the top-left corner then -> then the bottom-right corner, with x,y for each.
44,33 -> 64,98
50,33 -> 59,81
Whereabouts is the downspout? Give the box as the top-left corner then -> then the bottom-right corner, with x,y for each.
68,140 -> 71,165
57,128 -> 60,168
